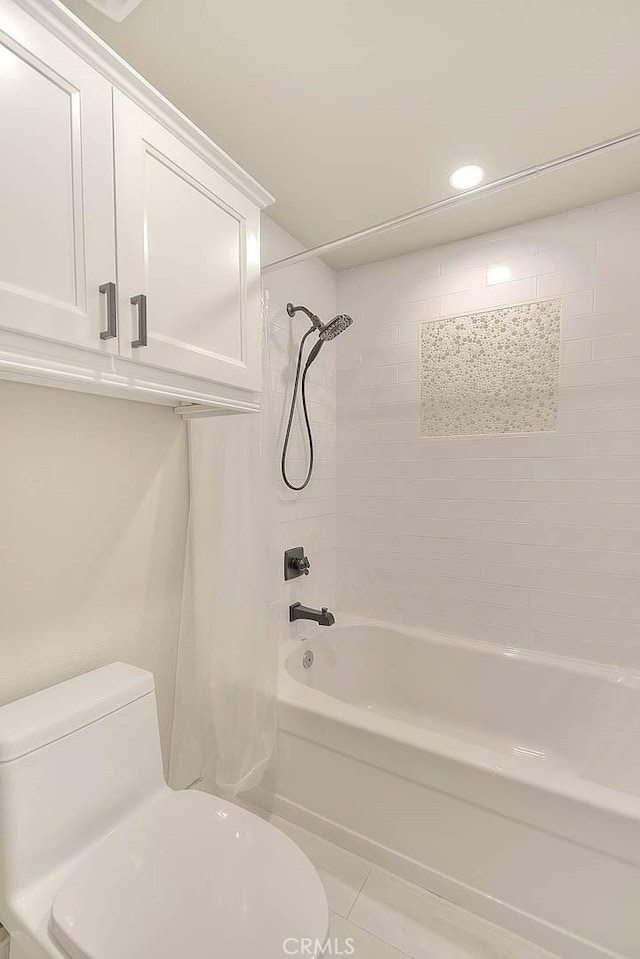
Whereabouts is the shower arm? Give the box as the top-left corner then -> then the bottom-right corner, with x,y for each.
286,303 -> 322,331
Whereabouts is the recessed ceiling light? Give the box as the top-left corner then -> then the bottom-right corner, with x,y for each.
449,165 -> 485,191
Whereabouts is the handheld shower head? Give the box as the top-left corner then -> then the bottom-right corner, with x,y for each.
286,303 -> 353,342
300,314 -> 353,382
282,302 -> 354,492
319,314 -> 353,341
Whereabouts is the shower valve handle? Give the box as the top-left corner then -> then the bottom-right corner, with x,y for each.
284,547 -> 311,581
291,556 -> 311,575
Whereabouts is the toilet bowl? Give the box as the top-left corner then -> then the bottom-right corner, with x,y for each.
0,664 -> 329,959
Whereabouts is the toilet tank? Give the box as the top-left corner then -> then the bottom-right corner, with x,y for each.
0,664 -> 166,906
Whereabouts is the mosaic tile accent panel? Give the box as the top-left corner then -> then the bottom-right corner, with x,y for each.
420,299 -> 561,437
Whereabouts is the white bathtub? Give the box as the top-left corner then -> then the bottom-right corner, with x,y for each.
249,619 -> 640,959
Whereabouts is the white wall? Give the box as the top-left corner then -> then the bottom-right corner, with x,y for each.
0,380 -> 189,765
337,192 -> 640,670
261,216 -> 339,639
0,215 -> 336,793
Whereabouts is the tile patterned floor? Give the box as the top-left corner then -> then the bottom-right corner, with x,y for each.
266,813 -> 561,959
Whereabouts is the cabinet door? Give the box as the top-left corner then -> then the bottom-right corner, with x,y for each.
113,91 -> 261,392
0,0 -> 117,353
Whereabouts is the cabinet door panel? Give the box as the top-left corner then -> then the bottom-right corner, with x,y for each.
145,150 -> 243,362
114,91 -> 261,391
0,43 -> 76,304
0,1 -> 117,352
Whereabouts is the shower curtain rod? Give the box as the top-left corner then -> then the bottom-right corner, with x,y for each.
261,126 -> 640,275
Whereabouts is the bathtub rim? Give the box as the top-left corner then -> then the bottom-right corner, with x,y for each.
285,612 -> 640,688
278,614 -> 640,864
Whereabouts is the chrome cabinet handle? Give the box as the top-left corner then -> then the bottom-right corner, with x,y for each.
130,294 -> 148,348
99,282 -> 117,340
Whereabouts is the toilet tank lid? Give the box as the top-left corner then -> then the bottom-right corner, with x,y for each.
0,664 -> 155,763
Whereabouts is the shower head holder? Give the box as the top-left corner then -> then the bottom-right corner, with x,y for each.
286,302 -> 322,330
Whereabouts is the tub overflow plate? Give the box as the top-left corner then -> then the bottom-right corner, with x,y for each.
303,650 -> 314,669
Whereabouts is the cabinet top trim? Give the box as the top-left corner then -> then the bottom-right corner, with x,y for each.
13,0 -> 275,211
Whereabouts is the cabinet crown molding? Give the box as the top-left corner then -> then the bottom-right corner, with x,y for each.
13,0 -> 275,211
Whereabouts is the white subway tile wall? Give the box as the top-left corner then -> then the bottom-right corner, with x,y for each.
261,216 -> 339,640
337,192 -> 640,669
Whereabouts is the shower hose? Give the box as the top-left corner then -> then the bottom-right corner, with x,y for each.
281,327 -> 323,491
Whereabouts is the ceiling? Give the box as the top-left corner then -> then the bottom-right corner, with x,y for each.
61,0 -> 640,269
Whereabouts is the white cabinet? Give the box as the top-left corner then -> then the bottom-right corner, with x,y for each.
0,0 -> 117,353
113,92 -> 262,392
0,0 -> 272,413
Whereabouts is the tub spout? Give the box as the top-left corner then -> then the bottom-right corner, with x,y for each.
290,603 -> 335,626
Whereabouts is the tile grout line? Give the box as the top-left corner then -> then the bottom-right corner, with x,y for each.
345,863 -> 373,921
336,911 -> 416,959
334,863 -> 418,959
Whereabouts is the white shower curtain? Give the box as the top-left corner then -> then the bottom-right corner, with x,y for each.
169,353 -> 277,797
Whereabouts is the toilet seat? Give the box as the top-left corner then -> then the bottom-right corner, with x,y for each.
50,789 -> 329,959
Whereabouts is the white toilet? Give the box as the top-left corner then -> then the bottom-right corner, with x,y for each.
0,664 -> 329,959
